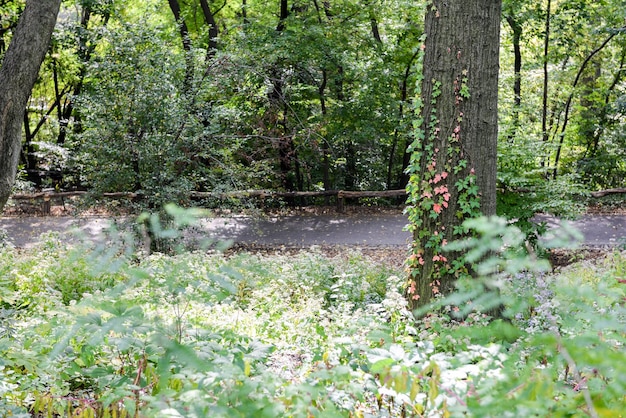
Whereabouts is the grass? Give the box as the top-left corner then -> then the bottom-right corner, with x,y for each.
0,223 -> 625,417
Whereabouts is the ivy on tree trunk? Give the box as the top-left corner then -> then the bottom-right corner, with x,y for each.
406,0 -> 501,309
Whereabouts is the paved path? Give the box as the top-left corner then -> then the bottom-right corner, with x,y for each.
0,213 -> 624,249
201,214 -> 411,247
534,214 -> 626,247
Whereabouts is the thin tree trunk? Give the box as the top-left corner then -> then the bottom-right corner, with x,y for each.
0,0 -> 62,212
277,0 -> 288,31
241,0 -> 248,25
541,0 -> 551,169
588,48 -> 626,158
505,14 -> 522,141
333,65 -> 356,190
58,6 -> 110,144
272,0 -> 300,195
394,49 -> 420,189
370,14 -> 382,44
313,0 -> 331,198
23,112 -> 37,171
199,0 -> 219,60
552,26 -> 625,178
168,0 -> 194,95
319,69 -> 331,196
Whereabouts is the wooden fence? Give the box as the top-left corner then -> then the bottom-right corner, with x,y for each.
9,187 -> 624,215
9,189 -> 408,214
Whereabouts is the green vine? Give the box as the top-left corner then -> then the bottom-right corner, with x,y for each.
405,46 -> 482,305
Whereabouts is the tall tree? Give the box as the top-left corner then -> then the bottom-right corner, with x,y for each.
551,24 -> 626,177
406,0 -> 501,308
0,0 -> 61,212
503,0 -> 524,141
167,0 -> 194,94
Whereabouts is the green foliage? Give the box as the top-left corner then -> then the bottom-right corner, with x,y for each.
499,0 -> 626,192
421,216 -> 625,417
497,123 -> 588,241
497,170 -> 588,246
0,207 -> 406,416
9,0 -> 625,207
18,0 -> 428,197
72,21 -> 197,207
1,212 -> 624,417
2,233 -> 123,307
405,41 -> 484,306
0,0 -> 25,59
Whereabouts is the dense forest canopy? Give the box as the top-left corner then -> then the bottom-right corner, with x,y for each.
1,0 -> 625,213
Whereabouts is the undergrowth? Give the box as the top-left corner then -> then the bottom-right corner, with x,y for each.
0,211 -> 624,417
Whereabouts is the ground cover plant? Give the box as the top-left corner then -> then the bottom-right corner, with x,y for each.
0,212 -> 625,417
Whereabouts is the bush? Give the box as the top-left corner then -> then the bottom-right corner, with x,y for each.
0,213 -> 624,417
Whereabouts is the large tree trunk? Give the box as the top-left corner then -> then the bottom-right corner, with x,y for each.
0,0 -> 61,212
406,0 -> 501,308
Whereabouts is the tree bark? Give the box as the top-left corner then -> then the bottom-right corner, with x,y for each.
318,69 -> 331,195
272,0 -> 302,194
587,48 -> 625,158
168,0 -> 194,95
540,0 -> 551,168
406,0 -> 501,308
0,0 -> 61,212
277,0 -> 288,32
394,49 -> 420,189
57,6 -> 110,145
370,15 -> 382,44
241,0 -> 248,25
505,14 -> 522,140
199,0 -> 219,60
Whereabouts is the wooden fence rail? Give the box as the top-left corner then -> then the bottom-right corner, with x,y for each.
9,189 -> 408,214
589,188 -> 626,198
9,187 -> 623,215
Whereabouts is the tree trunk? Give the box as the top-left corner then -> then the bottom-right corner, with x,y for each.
168,0 -> 194,95
540,0 -> 551,168
272,0 -> 301,195
319,69 -> 332,197
58,6 -> 109,145
587,49 -> 625,158
199,0 -> 219,60
370,14 -> 382,44
277,0 -> 288,32
394,49 -> 420,189
0,0 -> 61,212
552,26 -> 625,178
406,0 -> 501,309
505,14 -> 522,141
241,0 -> 249,25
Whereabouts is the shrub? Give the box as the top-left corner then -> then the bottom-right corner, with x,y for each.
0,213 -> 624,417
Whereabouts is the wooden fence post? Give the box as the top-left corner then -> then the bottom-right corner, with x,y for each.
337,190 -> 345,213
